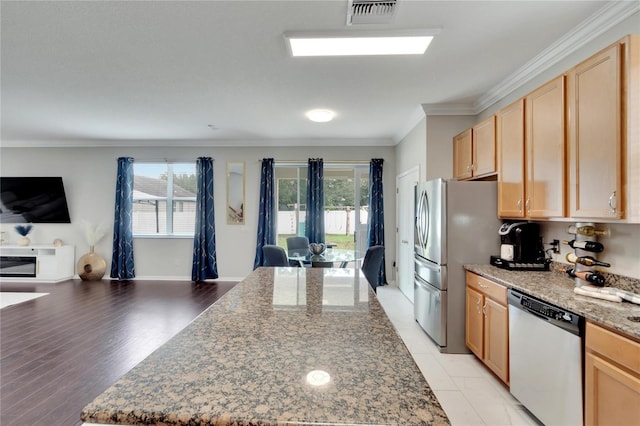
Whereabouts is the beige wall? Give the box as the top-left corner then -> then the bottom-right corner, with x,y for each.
394,116 -> 426,182
541,222 -> 640,280
0,145 -> 396,280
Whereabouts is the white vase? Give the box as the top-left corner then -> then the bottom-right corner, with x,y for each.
17,235 -> 30,246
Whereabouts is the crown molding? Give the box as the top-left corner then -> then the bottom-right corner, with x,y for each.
1,137 -> 395,148
474,0 -> 640,113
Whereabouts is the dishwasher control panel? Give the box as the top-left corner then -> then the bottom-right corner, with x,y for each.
508,289 -> 583,335
520,296 -> 573,322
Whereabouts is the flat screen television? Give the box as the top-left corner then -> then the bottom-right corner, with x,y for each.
0,177 -> 72,223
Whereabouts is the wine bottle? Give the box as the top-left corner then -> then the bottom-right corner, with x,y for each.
565,253 -> 611,268
567,225 -> 609,237
566,268 -> 606,286
562,239 -> 604,253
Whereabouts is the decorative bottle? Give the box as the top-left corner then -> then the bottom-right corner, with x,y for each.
562,239 -> 604,253
565,253 -> 610,268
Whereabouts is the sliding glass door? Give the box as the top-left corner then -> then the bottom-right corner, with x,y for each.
274,163 -> 369,259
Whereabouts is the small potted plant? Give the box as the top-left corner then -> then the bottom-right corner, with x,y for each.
15,224 -> 33,246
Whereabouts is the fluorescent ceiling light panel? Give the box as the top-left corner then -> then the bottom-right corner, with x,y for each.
285,30 -> 438,57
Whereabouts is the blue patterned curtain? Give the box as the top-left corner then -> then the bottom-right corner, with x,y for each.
367,158 -> 386,285
305,158 -> 325,244
192,157 -> 218,282
110,157 -> 135,280
253,158 -> 276,269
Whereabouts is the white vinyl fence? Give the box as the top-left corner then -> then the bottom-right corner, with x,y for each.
277,210 -> 368,235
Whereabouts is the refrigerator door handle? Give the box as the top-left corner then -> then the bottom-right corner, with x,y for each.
416,189 -> 429,249
414,272 -> 431,288
415,189 -> 425,248
422,190 -> 429,249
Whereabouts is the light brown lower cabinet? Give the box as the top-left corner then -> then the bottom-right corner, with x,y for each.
585,321 -> 640,426
465,271 -> 509,384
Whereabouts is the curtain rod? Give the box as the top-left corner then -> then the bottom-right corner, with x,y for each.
264,160 -> 372,164
135,158 -> 215,163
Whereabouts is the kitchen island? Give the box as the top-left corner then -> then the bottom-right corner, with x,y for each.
81,267 -> 449,425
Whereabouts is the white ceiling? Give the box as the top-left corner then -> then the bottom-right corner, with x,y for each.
0,0 -> 635,147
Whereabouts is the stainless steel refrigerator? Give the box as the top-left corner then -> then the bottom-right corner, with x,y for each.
414,178 -> 499,353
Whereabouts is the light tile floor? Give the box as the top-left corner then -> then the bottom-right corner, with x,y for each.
376,286 -> 542,426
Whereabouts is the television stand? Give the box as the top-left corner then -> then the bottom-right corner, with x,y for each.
0,245 -> 75,283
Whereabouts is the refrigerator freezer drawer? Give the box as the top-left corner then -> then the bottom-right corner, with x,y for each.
414,256 -> 446,290
414,275 -> 447,348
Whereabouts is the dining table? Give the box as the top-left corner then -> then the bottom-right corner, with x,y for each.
288,248 -> 364,268
81,267 -> 450,425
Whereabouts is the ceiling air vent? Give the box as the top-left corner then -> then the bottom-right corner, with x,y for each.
347,0 -> 398,25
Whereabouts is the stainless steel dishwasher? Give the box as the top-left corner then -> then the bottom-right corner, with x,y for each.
508,289 -> 584,426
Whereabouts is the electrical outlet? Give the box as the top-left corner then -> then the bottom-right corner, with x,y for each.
550,239 -> 560,254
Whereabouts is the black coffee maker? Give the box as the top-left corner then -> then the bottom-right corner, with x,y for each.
498,222 -> 541,262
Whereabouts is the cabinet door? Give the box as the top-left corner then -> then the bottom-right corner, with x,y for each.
497,99 -> 525,218
483,298 -> 509,383
568,43 -> 623,219
454,129 -> 473,180
585,352 -> 640,426
465,286 -> 484,358
473,116 -> 496,177
526,75 -> 566,218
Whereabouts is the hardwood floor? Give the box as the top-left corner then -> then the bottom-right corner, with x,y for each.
0,278 -> 237,426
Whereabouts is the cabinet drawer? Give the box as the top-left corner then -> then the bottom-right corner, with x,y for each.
586,321 -> 640,374
465,271 -> 507,305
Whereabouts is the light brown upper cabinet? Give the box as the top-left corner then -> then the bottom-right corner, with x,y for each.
473,116 -> 497,177
453,129 -> 473,180
567,35 -> 639,221
497,99 -> 525,218
453,116 -> 496,180
497,77 -> 565,219
525,76 -> 566,218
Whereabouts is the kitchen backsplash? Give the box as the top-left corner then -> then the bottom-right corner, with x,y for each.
540,222 -> 640,281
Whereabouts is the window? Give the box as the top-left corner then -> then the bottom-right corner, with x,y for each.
132,163 -> 197,236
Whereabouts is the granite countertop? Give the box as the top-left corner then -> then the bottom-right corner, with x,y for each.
465,264 -> 640,340
82,267 -> 449,426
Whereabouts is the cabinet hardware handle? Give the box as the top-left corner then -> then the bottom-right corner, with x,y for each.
526,199 -> 530,212
517,199 -> 522,211
476,299 -> 482,314
466,164 -> 471,172
608,191 -> 617,213
479,284 -> 489,289
482,304 -> 487,316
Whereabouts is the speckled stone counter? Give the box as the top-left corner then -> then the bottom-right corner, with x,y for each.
465,264 -> 640,340
81,267 -> 449,426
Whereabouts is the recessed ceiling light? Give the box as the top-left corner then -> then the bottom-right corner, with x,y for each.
306,109 -> 335,123
284,29 -> 440,57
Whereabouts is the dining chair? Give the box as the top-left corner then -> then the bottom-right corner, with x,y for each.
361,245 -> 385,292
262,245 -> 289,267
286,236 -> 310,266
